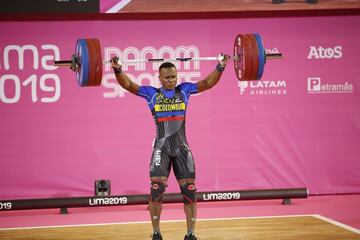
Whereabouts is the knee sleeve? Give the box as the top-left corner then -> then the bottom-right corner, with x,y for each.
180,182 -> 197,205
150,181 -> 166,203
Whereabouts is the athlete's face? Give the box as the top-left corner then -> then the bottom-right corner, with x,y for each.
159,67 -> 177,90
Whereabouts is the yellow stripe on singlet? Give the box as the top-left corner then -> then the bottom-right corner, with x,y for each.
154,103 -> 186,112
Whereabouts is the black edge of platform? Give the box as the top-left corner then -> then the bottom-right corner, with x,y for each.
0,188 -> 308,211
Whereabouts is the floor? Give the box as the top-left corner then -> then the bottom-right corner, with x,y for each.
0,215 -> 359,240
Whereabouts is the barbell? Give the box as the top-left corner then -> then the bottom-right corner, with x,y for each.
53,34 -> 282,87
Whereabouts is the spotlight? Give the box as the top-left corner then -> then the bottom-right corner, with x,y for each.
95,179 -> 111,196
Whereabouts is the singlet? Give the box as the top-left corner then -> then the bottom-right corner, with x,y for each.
137,82 -> 198,148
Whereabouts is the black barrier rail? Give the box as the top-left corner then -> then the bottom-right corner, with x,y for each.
0,188 -> 308,211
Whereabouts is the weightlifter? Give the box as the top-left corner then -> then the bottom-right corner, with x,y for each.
110,54 -> 229,240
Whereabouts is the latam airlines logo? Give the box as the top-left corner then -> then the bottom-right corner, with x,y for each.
307,46 -> 342,59
238,80 -> 287,96
307,77 -> 353,94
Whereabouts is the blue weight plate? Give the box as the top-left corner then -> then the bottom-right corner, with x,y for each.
254,34 -> 265,80
75,39 -> 90,87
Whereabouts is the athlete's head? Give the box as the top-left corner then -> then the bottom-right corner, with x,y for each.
158,62 -> 177,90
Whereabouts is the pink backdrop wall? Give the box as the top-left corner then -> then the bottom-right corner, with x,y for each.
0,16 -> 359,199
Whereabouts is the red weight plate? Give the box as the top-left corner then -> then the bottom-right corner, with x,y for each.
233,35 -> 241,80
92,39 -> 103,86
242,34 -> 253,81
86,39 -> 96,87
248,34 -> 260,81
234,34 -> 246,81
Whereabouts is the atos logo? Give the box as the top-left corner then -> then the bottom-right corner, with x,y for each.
307,46 -> 342,59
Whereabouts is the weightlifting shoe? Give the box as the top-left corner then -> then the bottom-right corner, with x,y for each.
184,233 -> 198,240
150,232 -> 163,240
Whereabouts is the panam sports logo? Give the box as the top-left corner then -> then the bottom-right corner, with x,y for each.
238,80 -> 287,96
103,45 -> 202,98
307,77 -> 353,94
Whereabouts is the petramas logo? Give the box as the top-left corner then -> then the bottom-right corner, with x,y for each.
307,46 -> 342,59
307,77 -> 353,94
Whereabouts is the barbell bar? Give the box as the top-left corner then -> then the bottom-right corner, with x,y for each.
102,56 -> 240,64
53,34 -> 282,87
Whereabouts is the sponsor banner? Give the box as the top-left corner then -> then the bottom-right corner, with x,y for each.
0,16 -> 359,199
